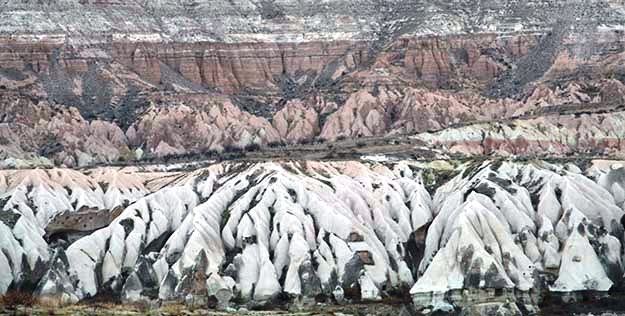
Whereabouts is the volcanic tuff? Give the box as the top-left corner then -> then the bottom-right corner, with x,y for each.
4,1 -> 625,315
2,159 -> 625,314
1,1 -> 625,166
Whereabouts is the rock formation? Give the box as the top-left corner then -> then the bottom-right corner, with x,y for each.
3,1 -> 625,315
1,1 -> 625,166
0,160 -> 433,305
0,159 -> 624,314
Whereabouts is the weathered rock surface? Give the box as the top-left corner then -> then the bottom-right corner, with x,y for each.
415,108 -> 625,157
0,160 -> 426,305
412,159 -> 625,310
1,159 -> 625,313
0,167 -> 156,294
2,1 -> 625,165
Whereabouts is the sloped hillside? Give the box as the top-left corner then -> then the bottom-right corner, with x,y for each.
2,159 -> 625,314
2,1 -> 625,166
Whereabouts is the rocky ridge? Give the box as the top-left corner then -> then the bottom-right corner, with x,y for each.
4,2 -> 625,314
2,1 -> 625,166
0,159 -> 625,315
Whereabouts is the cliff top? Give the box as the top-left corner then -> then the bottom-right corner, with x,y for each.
1,0 -> 624,43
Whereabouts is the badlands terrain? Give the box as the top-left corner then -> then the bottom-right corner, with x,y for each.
3,159 -> 625,316
3,0 -> 625,315
1,0 -> 625,167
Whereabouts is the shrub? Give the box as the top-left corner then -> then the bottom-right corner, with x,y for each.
0,291 -> 37,308
298,138 -> 312,145
0,136 -> 10,146
314,137 -> 327,144
244,143 -> 261,152
202,149 -> 219,157
267,141 -> 285,148
223,144 -> 243,153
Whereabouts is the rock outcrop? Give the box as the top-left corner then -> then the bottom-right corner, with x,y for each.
1,1 -> 625,165
0,160 -> 431,305
415,109 -> 625,157
0,167 -> 156,294
4,1 -> 625,314
412,160 -> 625,311
1,159 -> 625,313
40,161 -> 433,305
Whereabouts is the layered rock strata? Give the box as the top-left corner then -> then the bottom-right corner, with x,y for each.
2,1 -> 625,165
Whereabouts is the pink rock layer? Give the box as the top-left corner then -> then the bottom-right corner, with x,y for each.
2,31 -> 625,165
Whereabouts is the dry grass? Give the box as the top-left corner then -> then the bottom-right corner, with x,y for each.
0,291 -> 38,308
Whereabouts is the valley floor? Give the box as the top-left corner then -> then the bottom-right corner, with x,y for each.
1,302 -> 407,316
6,298 -> 625,316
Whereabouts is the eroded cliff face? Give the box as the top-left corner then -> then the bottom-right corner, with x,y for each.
2,1 -> 625,166
2,159 -> 625,314
4,2 -> 625,314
